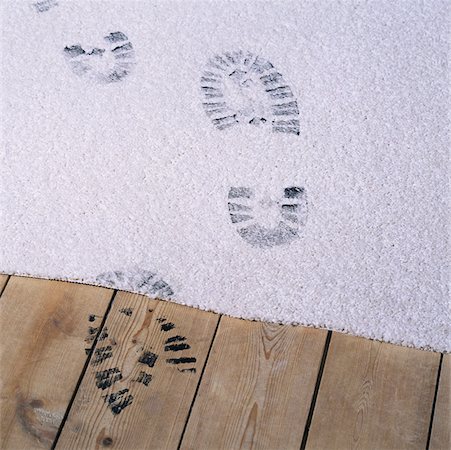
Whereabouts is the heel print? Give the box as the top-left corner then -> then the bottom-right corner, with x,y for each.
228,186 -> 307,247
201,51 -> 300,135
63,31 -> 136,83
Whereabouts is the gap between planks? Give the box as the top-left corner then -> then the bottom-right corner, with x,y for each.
304,332 -> 443,450
176,315 -> 223,449
0,276 -> 113,450
0,277 -> 447,450
0,274 -> 10,296
428,354 -> 450,450
51,290 -> 119,449
54,291 -> 221,450
179,316 -> 328,450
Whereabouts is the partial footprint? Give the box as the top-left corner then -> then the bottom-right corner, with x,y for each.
64,31 -> 135,83
228,186 -> 308,247
201,51 -> 300,135
32,0 -> 58,13
95,268 -> 174,299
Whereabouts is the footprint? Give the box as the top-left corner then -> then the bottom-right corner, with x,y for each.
228,186 -> 308,247
90,315 -> 197,415
102,388 -> 133,415
32,0 -> 58,13
63,31 -> 135,83
95,367 -> 123,390
95,268 -> 174,299
201,51 -> 300,135
137,319 -> 197,373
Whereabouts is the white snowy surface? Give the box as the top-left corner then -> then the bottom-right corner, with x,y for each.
1,0 -> 449,351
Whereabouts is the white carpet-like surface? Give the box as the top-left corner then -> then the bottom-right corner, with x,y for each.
1,0 -> 449,352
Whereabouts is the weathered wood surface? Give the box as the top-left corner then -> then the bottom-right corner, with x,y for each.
0,277 -> 445,450
0,276 -> 112,450
55,292 -> 219,450
305,332 -> 441,450
430,354 -> 450,450
181,317 -> 328,450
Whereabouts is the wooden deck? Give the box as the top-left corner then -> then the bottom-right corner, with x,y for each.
0,275 -> 448,450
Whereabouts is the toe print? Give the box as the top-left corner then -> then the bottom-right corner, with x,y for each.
201,51 -> 300,135
63,31 -> 136,83
95,269 -> 174,299
228,186 -> 308,247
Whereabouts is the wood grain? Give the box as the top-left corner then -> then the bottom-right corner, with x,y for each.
181,317 -> 328,450
305,332 -> 441,450
430,354 -> 450,450
0,274 -> 9,294
0,276 -> 113,450
56,292 -> 220,450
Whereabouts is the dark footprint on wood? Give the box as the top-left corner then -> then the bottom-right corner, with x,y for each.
103,388 -> 133,415
228,186 -> 308,247
136,325 -> 197,373
63,31 -> 136,83
201,50 -> 300,135
83,314 -> 108,354
90,315 -> 198,415
95,268 -> 174,299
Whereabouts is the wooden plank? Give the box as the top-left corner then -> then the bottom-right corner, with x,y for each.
55,291 -> 220,450
0,274 -> 9,294
305,332 -> 441,450
181,317 -> 328,450
430,354 -> 450,450
0,276 -> 113,450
